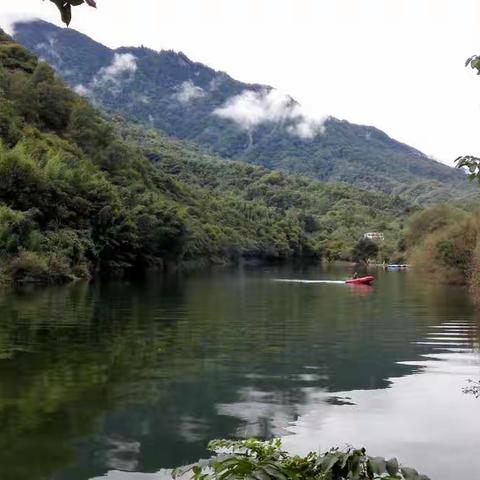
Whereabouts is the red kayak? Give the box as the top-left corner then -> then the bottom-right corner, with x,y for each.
345,276 -> 375,285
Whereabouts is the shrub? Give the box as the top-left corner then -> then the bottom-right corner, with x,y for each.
407,205 -> 467,250
4,250 -> 76,284
46,253 -> 73,282
174,438 -> 430,480
5,251 -> 49,283
408,210 -> 480,285
351,238 -> 379,264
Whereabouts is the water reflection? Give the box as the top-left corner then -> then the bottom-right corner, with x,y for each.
284,350 -> 480,480
0,264 -> 478,480
347,284 -> 374,296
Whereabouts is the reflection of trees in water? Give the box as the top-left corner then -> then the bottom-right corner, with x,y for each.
0,268 -> 477,478
0,281 -> 180,480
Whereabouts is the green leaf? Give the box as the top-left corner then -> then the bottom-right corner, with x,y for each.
262,464 -> 287,480
49,0 -> 96,25
320,452 -> 340,472
386,457 -> 399,476
252,469 -> 270,480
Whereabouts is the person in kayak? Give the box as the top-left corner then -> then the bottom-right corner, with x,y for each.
353,272 -> 359,279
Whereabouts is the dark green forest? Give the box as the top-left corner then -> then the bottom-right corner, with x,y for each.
0,29 -> 413,283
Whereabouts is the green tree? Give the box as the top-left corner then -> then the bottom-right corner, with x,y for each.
351,237 -> 379,263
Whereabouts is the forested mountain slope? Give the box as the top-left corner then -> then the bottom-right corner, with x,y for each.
116,119 -> 415,258
13,20 -> 475,204
0,28 -> 411,283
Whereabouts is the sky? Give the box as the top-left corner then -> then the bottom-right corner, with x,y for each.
1,0 -> 480,165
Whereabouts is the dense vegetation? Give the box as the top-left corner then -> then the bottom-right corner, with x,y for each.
13,20 -> 476,205
117,122 -> 413,263
407,205 -> 480,287
402,49 -> 480,304
176,438 -> 430,480
0,29 -> 411,283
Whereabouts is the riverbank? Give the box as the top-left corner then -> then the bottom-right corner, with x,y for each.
0,252 -> 320,286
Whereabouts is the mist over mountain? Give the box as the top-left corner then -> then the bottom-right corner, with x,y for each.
13,20 -> 475,204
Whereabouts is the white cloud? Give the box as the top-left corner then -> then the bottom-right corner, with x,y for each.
35,37 -> 62,65
214,89 -> 291,128
94,52 -> 137,86
71,53 -> 138,97
173,80 -> 206,103
214,89 -> 327,139
73,84 -> 91,97
287,118 -> 326,139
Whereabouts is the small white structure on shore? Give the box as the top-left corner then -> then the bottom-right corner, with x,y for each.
363,232 -> 384,242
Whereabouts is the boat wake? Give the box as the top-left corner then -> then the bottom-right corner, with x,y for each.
273,279 -> 346,284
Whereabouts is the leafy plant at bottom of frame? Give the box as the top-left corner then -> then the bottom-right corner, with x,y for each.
173,438 -> 430,480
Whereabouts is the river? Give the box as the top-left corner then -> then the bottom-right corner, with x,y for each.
1,263 -> 479,480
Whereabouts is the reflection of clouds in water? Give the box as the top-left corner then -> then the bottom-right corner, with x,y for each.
216,386 -> 324,437
216,368 -> 336,437
177,415 -> 209,443
325,396 -> 355,406
90,469 -> 173,480
290,373 -> 328,382
243,373 -> 280,380
283,350 -> 480,479
104,437 -> 141,472
244,367 -> 329,384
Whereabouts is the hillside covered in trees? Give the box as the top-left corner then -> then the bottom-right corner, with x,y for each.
407,205 -> 480,292
12,19 -> 476,205
0,28 -> 412,283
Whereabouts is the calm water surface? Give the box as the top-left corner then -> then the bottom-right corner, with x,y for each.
1,264 -> 479,480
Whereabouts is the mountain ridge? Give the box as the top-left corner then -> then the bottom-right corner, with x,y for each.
12,19 -> 474,204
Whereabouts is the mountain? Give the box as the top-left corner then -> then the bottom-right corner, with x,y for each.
0,27 -> 412,283
12,19 -> 475,204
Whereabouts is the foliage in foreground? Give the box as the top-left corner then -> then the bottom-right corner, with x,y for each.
174,439 -> 430,480
455,56 -> 480,175
49,0 -> 96,26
